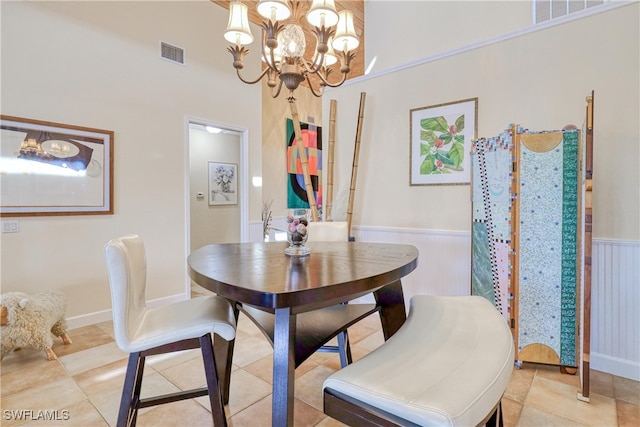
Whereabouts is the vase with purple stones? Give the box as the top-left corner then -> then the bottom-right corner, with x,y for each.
285,209 -> 311,256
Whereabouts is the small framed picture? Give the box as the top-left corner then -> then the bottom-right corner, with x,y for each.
410,98 -> 478,186
208,161 -> 237,205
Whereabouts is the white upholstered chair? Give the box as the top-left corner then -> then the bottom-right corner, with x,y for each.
104,234 -> 236,427
306,221 -> 353,367
306,221 -> 349,243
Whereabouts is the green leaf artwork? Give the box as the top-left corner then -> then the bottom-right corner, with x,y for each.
419,114 -> 465,175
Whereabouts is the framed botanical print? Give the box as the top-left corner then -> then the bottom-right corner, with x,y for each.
410,98 -> 478,185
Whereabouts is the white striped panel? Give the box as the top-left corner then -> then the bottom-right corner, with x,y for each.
249,221 -> 264,242
351,226 -> 471,301
591,239 -> 640,379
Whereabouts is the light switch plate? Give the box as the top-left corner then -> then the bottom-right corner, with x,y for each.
1,220 -> 19,233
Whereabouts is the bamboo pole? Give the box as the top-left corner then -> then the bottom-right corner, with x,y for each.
326,99 -> 337,221
579,91 -> 594,402
346,92 -> 366,237
510,123 -> 520,363
288,97 -> 319,222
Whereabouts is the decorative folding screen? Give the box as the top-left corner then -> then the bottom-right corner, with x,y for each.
471,125 -> 582,369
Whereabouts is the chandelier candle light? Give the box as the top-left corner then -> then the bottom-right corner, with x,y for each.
224,0 -> 360,222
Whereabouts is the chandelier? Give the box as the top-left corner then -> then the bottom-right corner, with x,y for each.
224,0 -> 360,99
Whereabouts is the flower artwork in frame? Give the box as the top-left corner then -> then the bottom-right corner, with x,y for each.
410,97 -> 477,185
209,161 -> 237,205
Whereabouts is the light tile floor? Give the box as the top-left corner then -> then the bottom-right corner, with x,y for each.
1,287 -> 638,426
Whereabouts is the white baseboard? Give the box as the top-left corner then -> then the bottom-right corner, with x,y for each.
591,352 -> 640,381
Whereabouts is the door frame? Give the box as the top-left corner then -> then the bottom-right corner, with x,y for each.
184,116 -> 249,291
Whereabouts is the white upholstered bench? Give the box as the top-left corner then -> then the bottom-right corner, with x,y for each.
323,295 -> 514,426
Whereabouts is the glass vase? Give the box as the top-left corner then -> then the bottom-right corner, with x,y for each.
284,209 -> 311,256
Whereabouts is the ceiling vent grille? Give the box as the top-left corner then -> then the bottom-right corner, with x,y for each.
160,41 -> 185,65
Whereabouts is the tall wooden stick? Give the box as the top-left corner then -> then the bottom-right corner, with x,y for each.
579,91 -> 594,402
326,99 -> 337,221
288,97 -> 319,222
510,123 -> 521,360
346,92 -> 366,237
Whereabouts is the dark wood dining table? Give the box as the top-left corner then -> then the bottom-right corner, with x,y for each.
187,241 -> 419,427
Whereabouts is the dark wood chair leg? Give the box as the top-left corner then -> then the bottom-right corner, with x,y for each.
118,352 -> 145,427
485,400 -> 503,427
200,334 -> 227,427
337,330 -> 352,367
117,336 -> 230,427
215,303 -> 239,404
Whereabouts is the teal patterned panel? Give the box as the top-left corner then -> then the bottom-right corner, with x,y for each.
494,241 -> 512,320
560,130 -> 579,366
472,221 -> 495,305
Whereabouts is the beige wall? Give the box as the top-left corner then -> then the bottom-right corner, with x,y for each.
0,1 -> 262,321
364,1 -> 532,72
324,2 -> 639,241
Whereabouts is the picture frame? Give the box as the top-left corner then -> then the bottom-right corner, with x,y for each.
0,115 -> 114,216
208,161 -> 237,205
286,118 -> 322,209
410,97 -> 478,186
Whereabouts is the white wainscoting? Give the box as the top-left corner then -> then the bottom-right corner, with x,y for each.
351,226 -> 472,300
251,221 -> 640,380
249,220 -> 265,242
591,239 -> 640,380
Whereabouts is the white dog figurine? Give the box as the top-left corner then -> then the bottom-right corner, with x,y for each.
1,290 -> 72,361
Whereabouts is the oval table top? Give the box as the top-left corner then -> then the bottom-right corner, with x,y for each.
187,241 -> 419,312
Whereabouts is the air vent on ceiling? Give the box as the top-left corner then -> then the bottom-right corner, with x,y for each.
160,41 -> 185,65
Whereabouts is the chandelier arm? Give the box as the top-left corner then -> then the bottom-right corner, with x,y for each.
270,79 -> 285,99
304,75 -> 325,98
311,52 -> 326,73
300,54 -> 325,76
269,49 -> 279,73
310,25 -> 335,67
235,67 -> 271,85
260,31 -> 280,73
314,69 -> 348,88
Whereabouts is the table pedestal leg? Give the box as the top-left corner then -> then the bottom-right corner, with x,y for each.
273,307 -> 296,427
374,280 -> 407,340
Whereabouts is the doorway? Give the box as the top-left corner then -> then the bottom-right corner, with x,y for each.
185,118 -> 249,255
